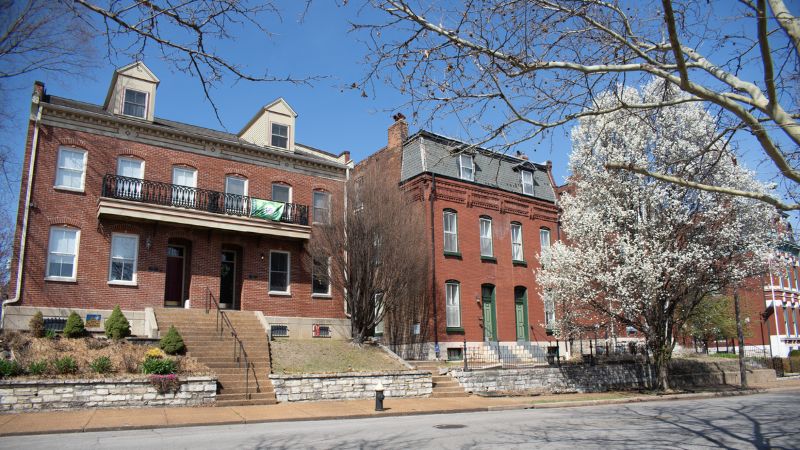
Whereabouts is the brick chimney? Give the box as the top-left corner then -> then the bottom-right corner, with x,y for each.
388,113 -> 408,150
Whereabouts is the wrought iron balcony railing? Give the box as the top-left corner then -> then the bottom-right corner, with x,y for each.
101,174 -> 309,226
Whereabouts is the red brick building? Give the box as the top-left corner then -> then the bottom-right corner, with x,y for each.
2,62 -> 351,338
362,116 -> 560,360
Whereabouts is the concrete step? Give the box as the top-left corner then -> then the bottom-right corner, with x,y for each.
216,392 -> 277,402
215,398 -> 278,407
433,386 -> 465,393
431,391 -> 468,398
219,386 -> 274,395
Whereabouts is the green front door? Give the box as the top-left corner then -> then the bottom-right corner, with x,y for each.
514,287 -> 529,341
481,285 -> 497,342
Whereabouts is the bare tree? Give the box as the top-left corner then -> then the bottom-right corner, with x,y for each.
306,164 -> 430,344
356,0 -> 800,210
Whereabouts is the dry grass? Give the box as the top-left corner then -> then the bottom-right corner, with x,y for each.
1,330 -> 211,379
270,339 -> 408,374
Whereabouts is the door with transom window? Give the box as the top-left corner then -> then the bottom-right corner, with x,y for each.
481,284 -> 498,342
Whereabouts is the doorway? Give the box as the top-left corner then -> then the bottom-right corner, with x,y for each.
514,286 -> 529,341
481,284 -> 498,342
219,250 -> 237,309
164,245 -> 186,307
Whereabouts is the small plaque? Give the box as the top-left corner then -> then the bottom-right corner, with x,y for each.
85,314 -> 102,328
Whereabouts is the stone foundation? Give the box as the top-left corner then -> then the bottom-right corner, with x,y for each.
269,371 -> 432,402
0,376 -> 217,412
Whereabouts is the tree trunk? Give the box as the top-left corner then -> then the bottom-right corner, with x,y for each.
734,289 -> 748,389
652,346 -> 671,391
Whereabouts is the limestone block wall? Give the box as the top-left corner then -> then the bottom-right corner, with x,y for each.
451,365 -> 654,394
269,370 -> 432,402
0,376 -> 216,412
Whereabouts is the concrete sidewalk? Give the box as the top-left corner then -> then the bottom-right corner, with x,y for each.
2,379 -> 799,437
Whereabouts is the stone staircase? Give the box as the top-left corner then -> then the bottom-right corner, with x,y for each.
155,308 -> 277,407
413,361 -> 468,398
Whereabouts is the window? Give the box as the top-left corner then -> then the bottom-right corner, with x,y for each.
458,154 -> 474,181
272,184 -> 291,203
270,324 -> 289,337
447,347 -> 463,361
374,293 -> 384,335
225,176 -> 248,214
540,228 -> 551,255
443,210 -> 458,253
46,227 -> 79,280
312,257 -> 331,296
479,217 -> 493,257
511,222 -> 524,261
109,233 -> 138,283
445,281 -> 461,328
784,307 -> 790,337
123,89 -> 147,118
271,123 -> 289,149
544,292 -> 555,330
313,191 -> 331,224
269,251 -> 290,293
172,166 -> 197,207
793,308 -> 799,336
55,147 -> 87,191
116,157 -> 144,199
521,170 -> 534,195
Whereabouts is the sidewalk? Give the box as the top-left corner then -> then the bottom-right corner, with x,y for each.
2,379 -> 799,437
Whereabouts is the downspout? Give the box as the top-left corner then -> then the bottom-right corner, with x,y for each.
429,172 -> 439,359
2,85 -> 43,327
343,163 -> 351,318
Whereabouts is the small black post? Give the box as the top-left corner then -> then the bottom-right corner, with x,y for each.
463,337 -> 468,371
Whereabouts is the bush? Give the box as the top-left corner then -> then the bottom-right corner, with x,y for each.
790,349 -> 800,357
159,326 -> 185,355
0,360 -> 23,378
145,347 -> 166,360
141,357 -> 176,375
63,312 -> 85,338
121,353 -> 139,374
45,329 -> 57,340
104,306 -> 131,340
89,356 -> 113,374
53,356 -> 78,374
29,311 -> 45,338
148,374 -> 181,394
27,360 -> 48,376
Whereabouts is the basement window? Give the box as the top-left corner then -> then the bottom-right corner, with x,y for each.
447,348 -> 463,361
270,325 -> 289,338
313,325 -> 331,338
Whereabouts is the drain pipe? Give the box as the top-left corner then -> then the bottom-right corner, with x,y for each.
429,173 -> 440,359
2,83 -> 44,327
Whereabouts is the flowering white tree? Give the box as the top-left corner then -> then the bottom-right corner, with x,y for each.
538,80 -> 778,391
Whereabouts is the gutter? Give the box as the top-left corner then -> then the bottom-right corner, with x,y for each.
2,85 -> 43,326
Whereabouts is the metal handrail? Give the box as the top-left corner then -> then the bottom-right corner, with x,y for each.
102,174 -> 309,225
205,287 -> 258,400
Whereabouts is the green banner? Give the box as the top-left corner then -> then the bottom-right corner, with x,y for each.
250,199 -> 285,221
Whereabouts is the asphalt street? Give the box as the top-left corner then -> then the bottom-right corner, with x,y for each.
4,391 -> 799,449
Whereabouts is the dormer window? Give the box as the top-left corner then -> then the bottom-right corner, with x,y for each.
123,89 -> 147,118
521,170 -> 534,195
271,123 -> 289,149
458,154 -> 474,181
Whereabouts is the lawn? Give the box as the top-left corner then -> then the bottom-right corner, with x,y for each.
270,339 -> 408,374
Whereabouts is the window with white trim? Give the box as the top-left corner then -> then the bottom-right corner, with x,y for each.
172,166 -> 197,207
540,228 -> 551,255
544,292 -> 555,330
313,191 -> 331,224
793,308 -> 799,336
269,251 -> 290,293
784,307 -> 790,337
123,89 -> 147,118
521,170 -> 534,195
312,257 -> 331,296
458,154 -> 474,181
116,157 -> 144,199
271,123 -> 289,149
47,227 -> 79,280
445,281 -> 461,328
109,233 -> 138,283
55,147 -> 87,191
511,222 -> 524,261
479,217 -> 493,257
225,176 -> 248,213
443,210 -> 458,253
374,293 -> 384,335
272,184 -> 291,203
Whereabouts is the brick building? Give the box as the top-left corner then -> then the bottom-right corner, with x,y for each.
2,62 -> 352,338
361,116 -> 560,360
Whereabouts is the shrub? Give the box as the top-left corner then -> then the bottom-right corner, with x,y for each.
141,357 -> 176,375
27,360 -> 48,376
148,374 -> 181,394
90,356 -> 113,374
29,311 -> 45,338
45,329 -> 57,340
0,360 -> 23,378
62,312 -> 85,338
53,356 -> 78,375
121,353 -> 139,374
159,326 -> 185,355
145,347 -> 166,360
104,306 -> 131,340
790,349 -> 800,357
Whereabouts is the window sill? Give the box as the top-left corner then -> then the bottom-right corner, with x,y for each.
53,186 -> 85,194
269,291 -> 292,297
108,280 -> 137,287
44,276 -> 77,283
512,260 -> 528,267
480,256 -> 497,263
443,251 -> 462,258
446,327 -> 465,334
312,293 -> 332,299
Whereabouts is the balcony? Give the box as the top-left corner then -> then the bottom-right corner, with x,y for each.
97,174 -> 311,239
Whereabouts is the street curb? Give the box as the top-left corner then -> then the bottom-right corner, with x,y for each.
1,386 -> 798,437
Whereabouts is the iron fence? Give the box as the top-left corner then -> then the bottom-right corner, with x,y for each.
461,342 -> 551,370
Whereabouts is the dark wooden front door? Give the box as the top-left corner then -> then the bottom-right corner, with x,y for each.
219,250 -> 236,309
164,245 -> 185,306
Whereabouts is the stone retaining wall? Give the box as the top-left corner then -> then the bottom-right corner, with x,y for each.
0,376 -> 217,412
269,371 -> 432,402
